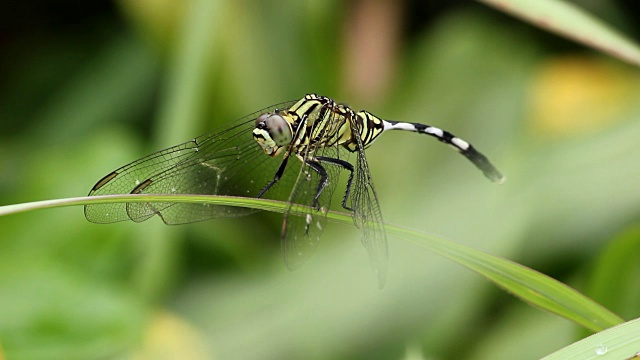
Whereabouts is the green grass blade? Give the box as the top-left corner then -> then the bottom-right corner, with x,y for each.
542,317 -> 640,359
479,0 -> 640,67
0,194 -> 623,332
0,194 -> 289,218
384,223 -> 624,332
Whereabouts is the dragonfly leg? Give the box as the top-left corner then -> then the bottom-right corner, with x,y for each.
317,156 -> 354,212
304,158 -> 329,210
257,154 -> 290,198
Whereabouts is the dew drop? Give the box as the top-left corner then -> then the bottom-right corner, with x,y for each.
595,344 -> 608,355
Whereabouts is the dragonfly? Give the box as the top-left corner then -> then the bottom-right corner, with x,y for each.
85,94 -> 504,287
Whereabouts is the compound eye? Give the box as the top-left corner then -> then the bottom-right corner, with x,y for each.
264,114 -> 292,146
255,113 -> 269,128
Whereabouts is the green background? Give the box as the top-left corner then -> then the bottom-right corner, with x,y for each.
1,1 -> 640,359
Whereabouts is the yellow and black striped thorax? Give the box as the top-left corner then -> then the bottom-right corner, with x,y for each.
282,94 -> 386,154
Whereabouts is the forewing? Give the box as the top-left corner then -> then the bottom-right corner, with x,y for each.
85,101 -> 298,224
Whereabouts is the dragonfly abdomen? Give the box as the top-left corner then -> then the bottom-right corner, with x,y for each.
382,120 -> 505,183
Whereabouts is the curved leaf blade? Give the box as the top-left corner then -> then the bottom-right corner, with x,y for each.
384,223 -> 624,332
479,0 -> 640,67
0,194 -> 624,332
542,317 -> 640,359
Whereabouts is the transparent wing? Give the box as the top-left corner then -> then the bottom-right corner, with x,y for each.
84,100 -> 298,224
349,117 -> 389,288
281,148 -> 343,270
280,107 -> 344,269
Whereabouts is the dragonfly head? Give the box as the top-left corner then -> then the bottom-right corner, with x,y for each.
253,112 -> 293,156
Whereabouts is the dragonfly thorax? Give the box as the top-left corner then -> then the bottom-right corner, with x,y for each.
253,112 -> 294,156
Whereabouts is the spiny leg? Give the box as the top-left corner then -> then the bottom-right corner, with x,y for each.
304,158 -> 329,210
257,153 -> 291,198
317,156 -> 354,212
294,158 -> 332,236
382,120 -> 505,183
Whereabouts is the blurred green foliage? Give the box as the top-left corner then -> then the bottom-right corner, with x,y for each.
2,0 -> 640,359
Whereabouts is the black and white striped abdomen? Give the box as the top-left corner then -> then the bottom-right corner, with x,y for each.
382,120 -> 505,183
